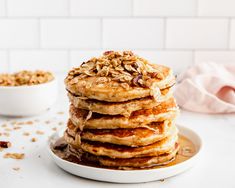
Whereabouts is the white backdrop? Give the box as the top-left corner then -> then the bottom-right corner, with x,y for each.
0,0 -> 235,74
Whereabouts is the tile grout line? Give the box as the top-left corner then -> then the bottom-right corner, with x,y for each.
1,48 -> 235,51
0,16 -> 235,19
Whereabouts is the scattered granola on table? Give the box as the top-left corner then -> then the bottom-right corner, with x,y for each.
58,121 -> 64,126
3,132 -> 10,137
1,124 -> 7,128
57,111 -> 64,115
36,130 -> 44,135
0,141 -> 11,148
23,132 -> 30,136
4,153 -> 25,159
12,167 -> 20,171
31,138 -> 37,142
45,120 -> 51,124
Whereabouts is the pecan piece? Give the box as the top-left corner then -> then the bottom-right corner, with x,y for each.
132,74 -> 142,86
0,141 -> 11,148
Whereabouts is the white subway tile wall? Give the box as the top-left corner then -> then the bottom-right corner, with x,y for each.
133,0 -> 197,16
0,19 -> 38,48
166,19 -> 228,49
195,51 -> 235,64
41,19 -> 101,49
0,0 -> 234,74
198,0 -> 235,17
103,19 -> 164,49
9,50 -> 69,72
8,0 -> 68,17
0,51 -> 8,73
70,0 -> 132,17
0,0 -> 6,16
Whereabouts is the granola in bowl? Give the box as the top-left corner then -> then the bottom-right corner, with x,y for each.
0,70 -> 54,87
0,70 -> 57,116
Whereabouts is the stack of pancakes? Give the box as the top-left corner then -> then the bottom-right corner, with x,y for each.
64,51 -> 179,169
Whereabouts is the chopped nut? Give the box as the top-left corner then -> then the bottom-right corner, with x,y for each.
4,153 -> 25,159
23,132 -> 30,136
16,122 -> 25,125
25,121 -> 33,125
0,141 -> 11,148
36,130 -> 44,135
4,128 -> 12,132
45,121 -> 50,124
179,146 -> 195,157
58,121 -> 64,126
12,167 -> 20,171
52,127 -> 57,131
3,132 -> 10,137
11,121 -> 17,125
57,111 -> 64,115
13,126 -> 21,130
31,138 -> 37,142
1,124 -> 7,128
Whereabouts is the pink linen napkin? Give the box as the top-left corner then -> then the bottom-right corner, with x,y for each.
174,62 -> 235,113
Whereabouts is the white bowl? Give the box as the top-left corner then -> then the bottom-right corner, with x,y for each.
48,125 -> 203,183
0,79 -> 58,116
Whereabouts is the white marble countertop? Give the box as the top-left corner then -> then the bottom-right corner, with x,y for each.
0,91 -> 235,188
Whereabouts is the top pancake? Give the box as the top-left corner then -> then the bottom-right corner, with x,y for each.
65,51 -> 175,102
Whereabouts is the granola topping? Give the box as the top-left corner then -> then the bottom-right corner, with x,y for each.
0,70 -> 54,86
66,51 -> 164,88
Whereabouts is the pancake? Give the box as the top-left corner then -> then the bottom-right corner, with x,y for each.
65,51 -> 175,102
68,143 -> 180,168
80,131 -> 178,159
64,130 -> 81,149
62,51 -> 180,170
69,97 -> 179,130
67,119 -> 175,147
68,87 -> 173,117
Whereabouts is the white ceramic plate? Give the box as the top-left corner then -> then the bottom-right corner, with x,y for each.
48,125 -> 202,183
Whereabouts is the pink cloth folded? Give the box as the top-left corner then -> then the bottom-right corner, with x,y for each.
174,62 -> 235,113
